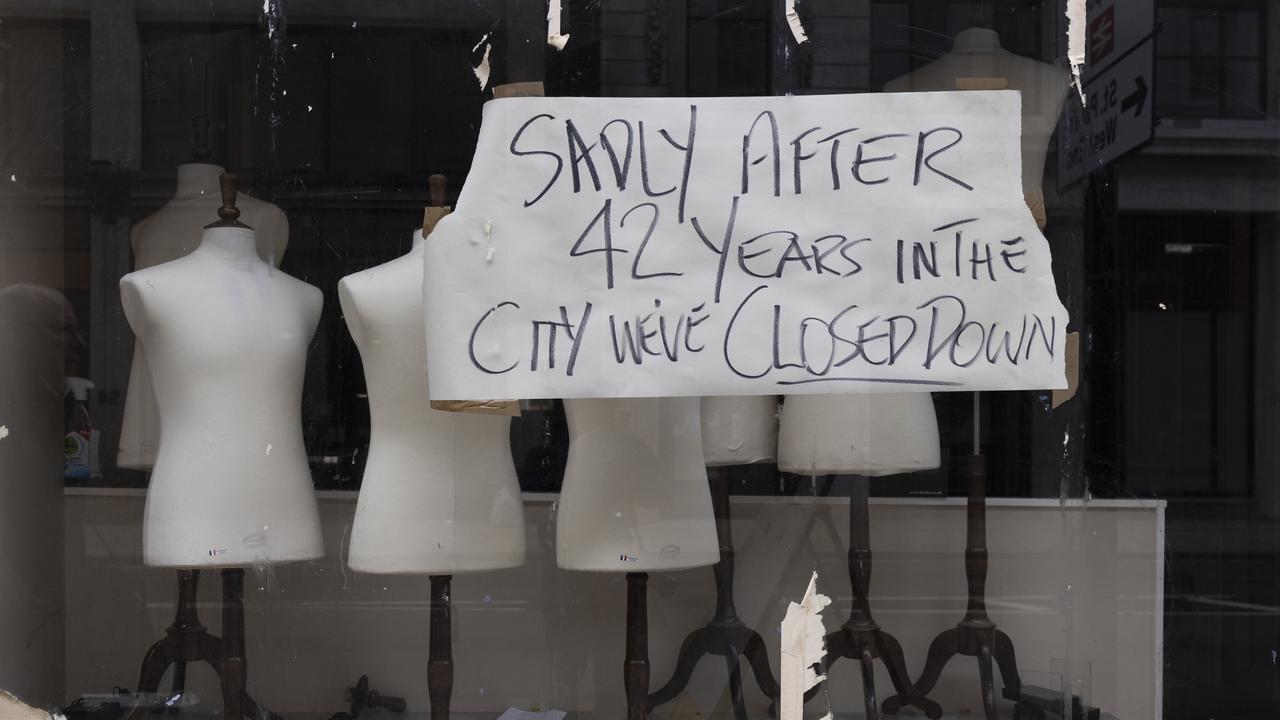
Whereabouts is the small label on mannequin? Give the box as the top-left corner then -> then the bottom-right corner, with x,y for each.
208,547 -> 229,557
619,554 -> 639,562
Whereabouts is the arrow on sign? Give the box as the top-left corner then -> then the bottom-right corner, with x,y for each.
1121,76 -> 1147,117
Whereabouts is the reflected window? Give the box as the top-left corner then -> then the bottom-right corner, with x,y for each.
1157,0 -> 1267,118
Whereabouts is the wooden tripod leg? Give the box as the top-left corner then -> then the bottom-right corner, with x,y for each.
723,652 -> 748,720
977,641 -> 998,720
624,573 -> 650,720
992,629 -> 1022,695
429,575 -> 453,720
912,626 -> 961,698
741,628 -> 781,700
125,640 -> 175,720
647,627 -> 709,710
219,569 -> 246,720
876,631 -> 943,719
859,645 -> 880,720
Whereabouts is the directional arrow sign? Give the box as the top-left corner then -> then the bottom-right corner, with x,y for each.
1120,75 -> 1147,117
1057,35 -> 1155,188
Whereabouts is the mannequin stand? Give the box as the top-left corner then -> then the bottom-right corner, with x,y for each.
807,476 -> 942,720
648,467 -> 780,719
884,454 -> 1021,720
428,575 -> 453,719
625,573 -> 650,720
127,569 -> 276,720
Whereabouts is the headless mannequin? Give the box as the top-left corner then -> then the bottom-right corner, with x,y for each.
118,180 -> 321,568
342,207 -> 525,575
781,393 -> 942,720
345,176 -> 524,720
119,176 -> 312,720
119,162 -> 289,469
558,396 -> 719,720
885,27 -> 1069,228
648,396 -> 781,719
557,397 -> 720,572
885,31 -> 1054,717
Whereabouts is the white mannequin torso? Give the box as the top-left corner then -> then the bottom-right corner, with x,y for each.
557,397 -> 719,571
778,393 -> 941,476
341,230 -> 525,574
119,163 -> 289,470
119,226 -> 323,567
885,28 -> 1069,198
701,395 -> 778,466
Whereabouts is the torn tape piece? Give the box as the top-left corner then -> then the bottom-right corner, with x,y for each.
1065,0 -> 1086,104
785,0 -> 808,44
779,571 -> 832,719
547,0 -> 570,50
473,43 -> 492,90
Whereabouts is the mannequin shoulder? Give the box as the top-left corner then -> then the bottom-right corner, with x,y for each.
119,263 -> 186,329
240,195 -> 288,229
119,259 -> 191,295
341,254 -> 421,300
276,272 -> 324,315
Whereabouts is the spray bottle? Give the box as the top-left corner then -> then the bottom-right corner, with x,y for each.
64,377 -> 101,479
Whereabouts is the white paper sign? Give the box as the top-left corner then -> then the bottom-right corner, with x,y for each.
424,92 -> 1068,399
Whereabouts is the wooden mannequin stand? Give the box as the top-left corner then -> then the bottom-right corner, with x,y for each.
126,569 -> 276,720
428,575 -> 453,719
625,572 -> 650,720
648,467 -> 780,719
806,476 -> 942,720
884,451 -> 1022,719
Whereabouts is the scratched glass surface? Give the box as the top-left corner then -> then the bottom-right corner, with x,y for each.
0,1 -> 1274,719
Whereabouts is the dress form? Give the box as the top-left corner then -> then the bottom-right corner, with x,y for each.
341,229 -> 525,574
118,184 -> 321,568
885,27 -> 1069,227
778,392 -> 942,720
557,397 -> 719,571
648,395 -> 783,719
118,162 -> 289,470
701,395 -> 778,466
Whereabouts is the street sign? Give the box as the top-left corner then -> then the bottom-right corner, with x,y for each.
1058,0 -> 1156,188
1084,0 -> 1153,84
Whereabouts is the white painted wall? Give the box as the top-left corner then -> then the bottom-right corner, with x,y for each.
63,493 -> 1162,719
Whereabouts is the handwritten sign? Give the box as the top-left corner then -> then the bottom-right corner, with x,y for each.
423,92 -> 1068,399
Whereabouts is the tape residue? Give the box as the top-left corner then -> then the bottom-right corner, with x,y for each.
1066,0 -> 1087,104
0,425 -> 9,440
779,571 -> 832,719
785,0 -> 809,45
473,43 -> 492,90
547,0 -> 570,50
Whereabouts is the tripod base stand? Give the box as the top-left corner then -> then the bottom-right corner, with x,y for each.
884,454 -> 1022,720
624,572 -> 650,720
428,575 -> 453,719
808,476 -> 941,720
648,467 -> 780,719
126,569 -> 276,720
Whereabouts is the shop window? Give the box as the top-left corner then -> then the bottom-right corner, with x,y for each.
1157,0 -> 1267,118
